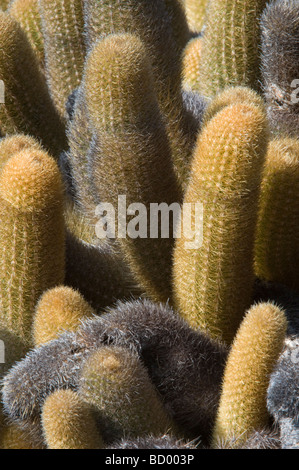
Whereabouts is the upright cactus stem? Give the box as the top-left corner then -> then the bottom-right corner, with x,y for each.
42,390 -> 103,449
0,0 -> 10,10
198,0 -> 268,98
260,0 -> 299,137
83,0 -> 195,190
0,12 -> 66,156
212,303 -> 287,446
86,34 -> 182,302
0,149 -> 65,346
9,0 -> 45,73
39,0 -> 85,119
254,138 -> 299,292
173,102 -> 268,344
79,346 -> 176,442
184,0 -> 209,34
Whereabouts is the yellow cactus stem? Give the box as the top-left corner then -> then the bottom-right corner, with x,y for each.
163,0 -> 190,52
9,0 -> 45,73
83,0 -> 195,190
202,86 -> 266,127
173,102 -> 268,344
182,36 -> 202,92
0,12 -> 66,156
254,138 -> 299,291
0,148 -> 65,346
0,0 -> 10,10
212,302 -> 287,446
33,286 -> 95,347
0,133 -> 42,173
39,0 -> 85,120
41,389 -> 103,449
198,0 -> 268,99
85,33 -> 182,303
79,347 -> 176,442
184,0 -> 209,34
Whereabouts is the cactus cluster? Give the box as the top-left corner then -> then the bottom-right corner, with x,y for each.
0,0 -> 298,450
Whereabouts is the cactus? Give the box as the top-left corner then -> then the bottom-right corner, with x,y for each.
41,389 -> 103,449
65,230 -> 141,311
202,86 -> 266,127
0,148 -> 65,346
213,428 -> 281,449
2,299 -> 228,444
254,138 -> 299,292
173,102 -> 268,344
0,11 -> 66,156
163,0 -> 190,52
267,337 -> 299,449
108,435 -> 195,449
0,328 -> 28,378
212,302 -> 287,446
33,286 -> 95,347
9,0 -> 45,73
39,0 -> 85,119
79,346 -> 176,443
0,421 -> 44,449
260,0 -> 299,137
85,34 -> 182,302
182,89 -> 207,127
82,0 -> 195,190
182,36 -> 202,92
0,133 -> 42,172
184,0 -> 209,33
63,86 -> 96,220
0,0 -> 10,10
198,0 -> 268,99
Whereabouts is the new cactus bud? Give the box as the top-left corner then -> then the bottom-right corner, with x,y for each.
9,0 -> 45,73
41,389 -> 103,449
173,103 -> 268,344
198,0 -> 268,99
33,286 -> 95,347
184,0 -> 209,34
254,138 -> 299,291
78,346 -> 175,443
202,86 -> 266,127
260,0 -> 299,137
0,133 -> 42,172
0,149 -> 65,345
85,34 -> 182,302
0,12 -> 66,156
212,302 -> 287,446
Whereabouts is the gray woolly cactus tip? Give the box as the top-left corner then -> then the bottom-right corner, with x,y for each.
1,298 -> 227,444
260,0 -> 299,136
267,337 -> 299,422
267,337 -> 299,448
